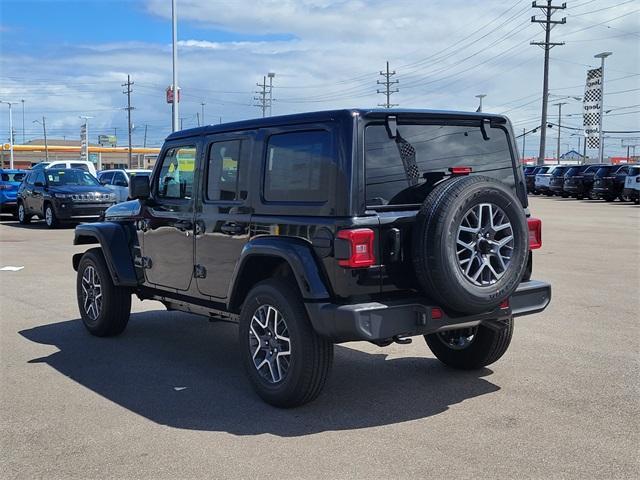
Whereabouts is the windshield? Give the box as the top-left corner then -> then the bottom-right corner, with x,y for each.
46,170 -> 100,187
536,167 -> 550,174
583,165 -> 602,174
1,172 -> 26,182
595,166 -> 615,177
565,167 -> 580,176
364,122 -> 516,206
523,166 -> 536,175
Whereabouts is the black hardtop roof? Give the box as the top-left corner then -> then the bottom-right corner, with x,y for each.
165,108 -> 509,142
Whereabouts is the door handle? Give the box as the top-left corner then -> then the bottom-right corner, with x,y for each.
220,222 -> 246,235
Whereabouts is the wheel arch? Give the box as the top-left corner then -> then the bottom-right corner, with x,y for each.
72,222 -> 139,287
227,236 -> 331,312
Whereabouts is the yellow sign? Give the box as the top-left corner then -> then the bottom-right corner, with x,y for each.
2,143 -> 10,150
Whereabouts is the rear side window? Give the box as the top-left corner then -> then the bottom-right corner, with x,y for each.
264,130 -> 331,203
365,123 -> 516,206
207,139 -> 247,201
99,171 -> 114,184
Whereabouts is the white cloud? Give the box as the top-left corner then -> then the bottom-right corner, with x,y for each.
1,0 -> 638,156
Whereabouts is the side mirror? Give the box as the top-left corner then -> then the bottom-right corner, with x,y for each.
129,175 -> 150,200
34,181 -> 44,187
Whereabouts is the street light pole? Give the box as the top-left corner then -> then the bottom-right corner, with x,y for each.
268,72 -> 275,116
475,94 -> 486,113
1,101 -> 15,169
594,52 -> 612,163
553,102 -> 567,163
171,0 -> 179,132
33,117 -> 49,162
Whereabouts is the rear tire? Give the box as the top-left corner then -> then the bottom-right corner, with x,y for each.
239,279 -> 333,408
425,319 -> 514,370
76,248 -> 131,337
17,202 -> 31,224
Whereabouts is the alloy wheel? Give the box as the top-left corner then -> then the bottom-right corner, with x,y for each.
248,304 -> 292,384
45,207 -> 53,226
81,265 -> 102,322
456,203 -> 514,286
18,204 -> 25,222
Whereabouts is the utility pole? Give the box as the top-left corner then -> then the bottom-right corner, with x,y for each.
522,128 -> 526,159
476,94 -> 487,113
201,102 -> 206,124
553,102 -> 567,163
122,74 -> 134,169
143,124 -> 148,148
268,72 -> 276,116
595,51 -> 612,163
377,61 -> 399,108
32,116 -> 48,162
21,99 -> 25,144
171,0 -> 179,132
254,76 -> 268,117
531,1 -> 566,166
197,112 -> 200,127
0,101 -> 14,168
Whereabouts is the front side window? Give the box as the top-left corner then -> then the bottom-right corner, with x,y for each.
112,171 -> 128,186
156,145 -> 196,200
99,171 -> 114,184
264,130 -> 331,203
34,171 -> 45,185
207,140 -> 246,201
365,123 -> 516,206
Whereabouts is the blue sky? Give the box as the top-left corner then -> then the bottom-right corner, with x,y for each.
0,0 -> 638,154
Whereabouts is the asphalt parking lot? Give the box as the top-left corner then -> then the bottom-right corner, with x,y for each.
1,196 -> 638,479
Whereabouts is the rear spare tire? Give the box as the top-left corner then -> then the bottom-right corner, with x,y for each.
412,175 -> 528,314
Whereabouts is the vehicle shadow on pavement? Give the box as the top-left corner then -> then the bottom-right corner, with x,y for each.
20,311 -> 499,437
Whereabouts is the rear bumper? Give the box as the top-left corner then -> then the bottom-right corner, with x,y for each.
306,280 -> 552,343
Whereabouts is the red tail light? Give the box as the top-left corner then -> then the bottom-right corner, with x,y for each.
528,217 -> 542,250
499,299 -> 510,309
337,228 -> 375,268
431,307 -> 443,320
449,166 -> 472,175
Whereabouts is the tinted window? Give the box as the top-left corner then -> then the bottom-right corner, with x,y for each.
583,165 -> 601,174
628,166 -> 640,176
264,130 -> 331,203
207,140 -> 247,201
34,171 -> 45,185
552,167 -> 569,176
112,171 -> 128,186
71,163 -> 90,172
595,166 -> 615,177
365,123 -> 515,206
1,172 -> 25,182
156,145 -> 196,200
99,171 -> 114,184
46,170 -> 99,186
523,166 -> 536,175
615,166 -> 628,175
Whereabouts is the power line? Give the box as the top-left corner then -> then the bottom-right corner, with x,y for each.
531,0 -> 566,166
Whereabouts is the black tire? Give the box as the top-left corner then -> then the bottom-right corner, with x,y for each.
44,202 -> 58,228
17,201 -> 31,224
413,175 -> 528,315
425,319 -> 514,370
604,195 -> 616,202
239,279 -> 333,408
76,248 -> 131,337
576,195 -> 584,200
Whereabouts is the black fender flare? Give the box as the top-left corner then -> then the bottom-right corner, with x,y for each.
72,222 -> 139,287
228,236 -> 331,308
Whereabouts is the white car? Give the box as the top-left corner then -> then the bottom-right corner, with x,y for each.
32,160 -> 98,177
534,165 -> 566,196
97,169 -> 152,203
623,165 -> 640,204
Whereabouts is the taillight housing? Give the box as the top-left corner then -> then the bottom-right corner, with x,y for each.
336,228 -> 375,268
528,217 -> 542,250
449,166 -> 472,175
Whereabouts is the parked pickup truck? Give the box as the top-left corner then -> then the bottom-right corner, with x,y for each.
71,109 -> 551,407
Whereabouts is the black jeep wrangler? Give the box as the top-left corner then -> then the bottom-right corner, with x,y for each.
72,109 -> 551,407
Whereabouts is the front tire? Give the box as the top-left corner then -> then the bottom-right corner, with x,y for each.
239,279 -> 333,408
17,202 -> 31,224
44,203 -> 58,228
76,248 -> 131,337
425,319 -> 514,370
